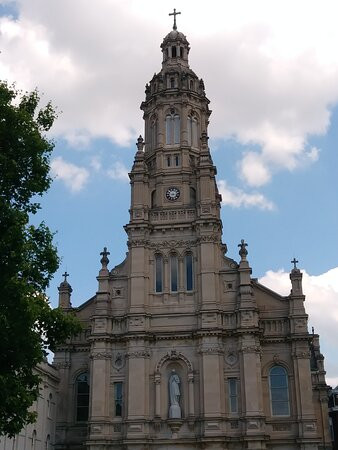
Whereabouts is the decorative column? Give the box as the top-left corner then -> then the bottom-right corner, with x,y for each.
157,106 -> 164,148
163,256 -> 169,292
154,373 -> 161,417
181,102 -> 188,146
178,255 -> 184,293
237,241 -> 266,449
200,338 -> 224,436
126,340 -> 150,438
188,372 -> 195,417
88,248 -> 112,447
289,259 -> 318,447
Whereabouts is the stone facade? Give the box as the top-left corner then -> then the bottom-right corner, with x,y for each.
54,24 -> 331,450
0,362 -> 59,450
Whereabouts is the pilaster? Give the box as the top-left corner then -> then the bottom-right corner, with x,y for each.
126,339 -> 150,439
88,248 -> 112,445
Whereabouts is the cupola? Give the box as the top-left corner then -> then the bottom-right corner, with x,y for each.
161,9 -> 190,69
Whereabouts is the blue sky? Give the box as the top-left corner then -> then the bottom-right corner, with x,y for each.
1,0 -> 337,385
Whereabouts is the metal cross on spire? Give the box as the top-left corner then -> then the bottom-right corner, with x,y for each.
169,8 -> 181,30
62,271 -> 69,282
291,257 -> 299,270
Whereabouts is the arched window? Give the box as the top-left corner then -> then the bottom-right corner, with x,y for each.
114,382 -> 123,417
150,119 -> 157,150
269,366 -> 290,416
171,46 -> 177,58
76,372 -> 90,422
166,113 -> 180,145
151,190 -> 157,208
170,254 -> 178,292
155,254 -> 163,293
47,393 -> 52,418
185,253 -> 193,291
189,79 -> 194,90
31,430 -> 36,450
189,187 -> 196,205
187,116 -> 198,147
45,435 -> 50,450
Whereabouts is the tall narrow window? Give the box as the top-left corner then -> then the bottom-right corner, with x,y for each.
185,253 -> 193,291
76,373 -> 90,422
151,190 -> 157,208
31,430 -> 37,450
175,154 -> 180,166
228,378 -> 238,413
170,254 -> 178,292
166,113 -> 180,145
189,187 -> 196,205
155,254 -> 163,293
170,77 -> 175,88
167,155 -> 171,167
187,116 -> 198,147
269,366 -> 290,416
166,114 -> 172,145
171,46 -> 177,57
114,382 -> 123,417
47,393 -> 52,418
45,435 -> 50,450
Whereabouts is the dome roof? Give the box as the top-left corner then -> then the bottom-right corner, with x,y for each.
162,29 -> 189,46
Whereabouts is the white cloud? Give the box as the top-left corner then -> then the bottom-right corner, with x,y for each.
238,152 -> 271,187
1,0 -> 338,179
218,179 -> 275,210
259,267 -> 338,385
90,156 -> 101,172
50,156 -> 89,192
107,161 -> 129,182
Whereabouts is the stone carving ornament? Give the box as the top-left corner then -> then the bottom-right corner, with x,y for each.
112,352 -> 125,371
169,370 -> 181,418
225,350 -> 238,366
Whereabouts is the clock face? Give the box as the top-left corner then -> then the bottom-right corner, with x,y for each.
166,187 -> 180,201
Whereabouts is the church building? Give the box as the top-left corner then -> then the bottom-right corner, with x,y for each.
54,14 -> 331,450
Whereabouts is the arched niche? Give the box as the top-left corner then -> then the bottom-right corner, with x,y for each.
154,350 -> 194,419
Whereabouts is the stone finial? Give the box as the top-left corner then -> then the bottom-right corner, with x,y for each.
58,271 -> 72,309
289,256 -> 303,295
136,135 -> 144,153
201,131 -> 209,147
100,247 -> 110,269
238,239 -> 248,260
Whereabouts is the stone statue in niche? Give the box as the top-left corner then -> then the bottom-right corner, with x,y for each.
168,370 -> 181,418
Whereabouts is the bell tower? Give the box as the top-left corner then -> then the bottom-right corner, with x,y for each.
126,15 -> 223,313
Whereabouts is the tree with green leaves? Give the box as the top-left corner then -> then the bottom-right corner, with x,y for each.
0,81 -> 81,437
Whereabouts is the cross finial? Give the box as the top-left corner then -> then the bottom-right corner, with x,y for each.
291,257 -> 299,270
100,246 -> 110,268
62,271 -> 69,282
169,8 -> 181,30
238,239 -> 248,259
